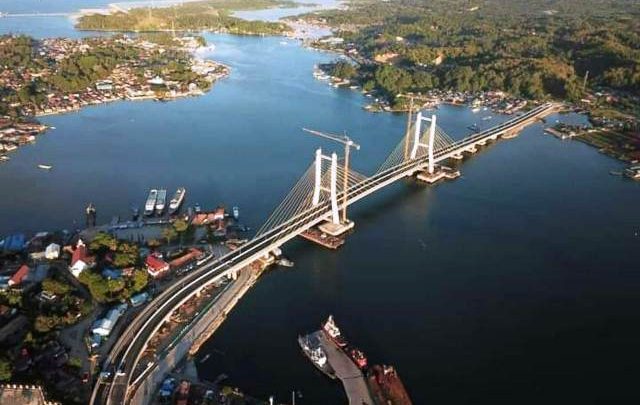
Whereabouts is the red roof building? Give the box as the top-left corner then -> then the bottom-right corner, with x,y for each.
9,265 -> 30,287
71,239 -> 88,266
146,254 -> 170,278
169,248 -> 203,269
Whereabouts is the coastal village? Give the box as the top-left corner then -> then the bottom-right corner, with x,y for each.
0,190 -> 280,404
309,38 -> 640,176
0,34 -> 229,163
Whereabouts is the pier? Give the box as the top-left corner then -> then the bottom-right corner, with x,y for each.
314,331 -> 373,405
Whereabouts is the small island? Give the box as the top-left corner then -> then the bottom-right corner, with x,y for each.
0,34 -> 229,159
76,0 -> 297,36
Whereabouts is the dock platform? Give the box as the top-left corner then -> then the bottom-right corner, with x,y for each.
314,331 -> 373,405
299,227 -> 345,249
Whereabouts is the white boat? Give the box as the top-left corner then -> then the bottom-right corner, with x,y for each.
37,164 -> 52,170
232,206 -> 239,219
144,189 -> 158,216
471,107 -> 481,113
168,187 -> 186,214
155,189 -> 167,215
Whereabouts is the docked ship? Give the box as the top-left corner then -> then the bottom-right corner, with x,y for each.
367,365 -> 413,405
347,347 -> 368,369
169,187 -> 186,214
155,189 -> 167,215
322,315 -> 368,369
322,315 -> 347,347
144,189 -> 158,216
298,333 -> 336,379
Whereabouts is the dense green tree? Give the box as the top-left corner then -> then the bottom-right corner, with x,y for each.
0,359 -> 11,382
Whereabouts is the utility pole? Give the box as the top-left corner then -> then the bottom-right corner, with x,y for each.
303,128 -> 360,223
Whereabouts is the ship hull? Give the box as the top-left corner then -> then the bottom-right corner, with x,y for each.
298,335 -> 336,380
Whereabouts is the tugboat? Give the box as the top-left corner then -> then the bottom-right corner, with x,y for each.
348,347 -> 368,369
298,334 -> 335,379
169,187 -> 186,214
322,315 -> 348,347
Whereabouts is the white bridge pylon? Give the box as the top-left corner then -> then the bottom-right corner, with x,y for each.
410,112 -> 437,173
312,148 -> 340,224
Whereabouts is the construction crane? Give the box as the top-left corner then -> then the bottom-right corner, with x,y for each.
303,128 -> 360,224
398,93 -> 436,160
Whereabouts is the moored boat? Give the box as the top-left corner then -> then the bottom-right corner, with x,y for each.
155,189 -> 167,215
144,189 -> 158,216
367,364 -> 413,405
298,334 -> 336,379
322,315 -> 348,347
169,187 -> 186,214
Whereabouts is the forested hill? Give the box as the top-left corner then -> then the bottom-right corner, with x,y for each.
76,0 -> 295,35
308,0 -> 640,104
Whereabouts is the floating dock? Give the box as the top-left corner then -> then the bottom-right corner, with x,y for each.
299,227 -> 345,249
315,331 -> 374,405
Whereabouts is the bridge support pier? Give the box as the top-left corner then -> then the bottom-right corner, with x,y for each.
416,165 -> 461,184
319,219 -> 355,236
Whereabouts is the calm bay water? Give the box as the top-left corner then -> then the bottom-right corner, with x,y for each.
1,6 -> 639,405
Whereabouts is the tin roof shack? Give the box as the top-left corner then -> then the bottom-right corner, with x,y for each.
92,303 -> 127,337
129,291 -> 149,307
1,233 -> 26,254
9,265 -> 30,287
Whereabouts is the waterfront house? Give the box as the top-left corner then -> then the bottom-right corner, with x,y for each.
146,254 -> 170,278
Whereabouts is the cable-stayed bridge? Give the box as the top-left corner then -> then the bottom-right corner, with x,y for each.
93,102 -> 561,405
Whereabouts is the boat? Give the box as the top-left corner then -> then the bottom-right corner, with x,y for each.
232,206 -> 239,219
482,116 -> 493,121
367,365 -> 413,405
199,354 -> 211,364
0,155 -> 9,162
155,189 -> 167,215
624,166 -> 640,179
37,164 -> 52,170
322,315 -> 348,347
471,106 -> 481,113
467,123 -> 480,132
194,203 -> 202,213
347,346 -> 368,369
298,334 -> 336,379
169,187 -> 186,214
276,256 -> 294,267
144,189 -> 158,216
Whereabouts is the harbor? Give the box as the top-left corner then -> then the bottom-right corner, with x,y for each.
299,316 -> 412,405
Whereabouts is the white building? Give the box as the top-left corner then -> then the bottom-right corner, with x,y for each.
45,243 -> 60,260
92,304 -> 127,337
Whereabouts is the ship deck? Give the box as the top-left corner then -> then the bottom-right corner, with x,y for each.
313,331 -> 373,405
